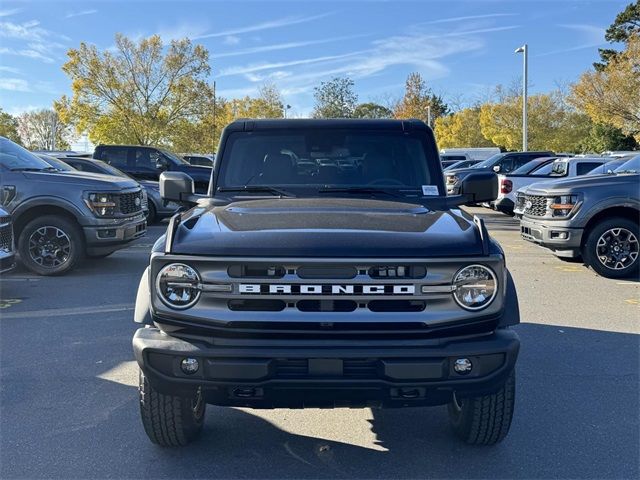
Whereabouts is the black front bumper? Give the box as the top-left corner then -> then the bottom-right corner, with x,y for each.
0,251 -> 16,274
133,327 -> 519,408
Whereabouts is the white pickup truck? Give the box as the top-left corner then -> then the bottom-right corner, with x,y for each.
490,157 -> 608,215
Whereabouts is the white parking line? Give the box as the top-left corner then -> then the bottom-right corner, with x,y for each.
0,303 -> 134,319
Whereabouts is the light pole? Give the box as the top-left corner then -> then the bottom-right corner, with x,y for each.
515,44 -> 528,152
284,104 -> 291,118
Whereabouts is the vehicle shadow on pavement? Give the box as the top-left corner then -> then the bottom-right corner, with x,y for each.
1,323 -> 638,479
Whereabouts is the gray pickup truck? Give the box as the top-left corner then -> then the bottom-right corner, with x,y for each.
0,137 -> 147,275
517,155 -> 639,278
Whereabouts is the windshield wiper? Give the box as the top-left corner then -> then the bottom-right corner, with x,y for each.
217,185 -> 295,197
318,187 -> 411,198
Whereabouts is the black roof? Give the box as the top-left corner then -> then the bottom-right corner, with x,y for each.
225,118 -> 429,132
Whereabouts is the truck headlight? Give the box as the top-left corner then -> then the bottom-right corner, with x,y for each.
452,265 -> 497,311
549,194 -> 579,217
156,263 -> 201,309
84,192 -> 117,217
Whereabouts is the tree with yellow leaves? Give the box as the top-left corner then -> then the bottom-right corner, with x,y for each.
571,34 -> 640,141
434,107 -> 496,148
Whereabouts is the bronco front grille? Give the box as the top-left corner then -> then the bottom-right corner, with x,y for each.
118,190 -> 144,215
0,218 -> 13,252
523,195 -> 549,217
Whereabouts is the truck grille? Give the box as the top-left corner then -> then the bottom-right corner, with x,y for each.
0,218 -> 12,253
522,195 -> 549,217
118,190 -> 144,215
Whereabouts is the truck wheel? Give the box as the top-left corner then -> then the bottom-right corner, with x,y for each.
139,370 -> 205,446
145,203 -> 157,225
448,370 -> 515,445
18,215 -> 84,276
582,217 -> 639,279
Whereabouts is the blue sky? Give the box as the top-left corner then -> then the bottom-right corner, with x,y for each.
0,0 -> 629,117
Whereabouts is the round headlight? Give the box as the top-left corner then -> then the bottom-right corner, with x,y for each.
156,263 -> 201,309
452,265 -> 497,311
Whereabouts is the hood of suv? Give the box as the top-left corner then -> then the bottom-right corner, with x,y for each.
23,170 -> 139,190
526,173 -> 640,195
174,164 -> 212,182
170,197 -> 484,257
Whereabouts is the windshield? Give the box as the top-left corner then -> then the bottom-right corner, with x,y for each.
587,159 -> 626,175
36,155 -> 76,171
614,156 -> 640,174
472,153 -> 504,169
218,129 -> 439,194
512,158 -> 550,175
160,148 -> 189,165
0,137 -> 53,171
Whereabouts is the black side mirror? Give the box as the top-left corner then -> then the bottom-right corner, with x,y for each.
458,171 -> 498,203
160,172 -> 197,203
156,155 -> 169,171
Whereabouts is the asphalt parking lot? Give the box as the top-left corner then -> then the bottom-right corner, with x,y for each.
1,207 -> 638,479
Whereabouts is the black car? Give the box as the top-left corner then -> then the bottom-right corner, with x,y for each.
446,151 -> 553,195
0,137 -> 146,275
60,157 -> 179,224
133,119 -> 520,447
93,145 -> 212,193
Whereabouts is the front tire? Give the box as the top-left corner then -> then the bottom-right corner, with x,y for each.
18,215 -> 84,276
145,203 -> 157,225
139,370 -> 206,446
448,370 -> 515,445
582,217 -> 639,279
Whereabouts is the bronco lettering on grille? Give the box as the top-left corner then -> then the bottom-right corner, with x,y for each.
239,284 -> 415,295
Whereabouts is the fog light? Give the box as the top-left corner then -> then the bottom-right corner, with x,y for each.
453,358 -> 472,375
180,357 -> 199,375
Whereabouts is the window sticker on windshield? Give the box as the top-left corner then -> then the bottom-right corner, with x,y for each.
422,185 -> 439,196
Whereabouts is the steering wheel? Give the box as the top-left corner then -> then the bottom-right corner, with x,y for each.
367,178 -> 405,186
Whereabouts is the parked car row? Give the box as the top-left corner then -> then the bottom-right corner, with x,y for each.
0,139 -> 215,276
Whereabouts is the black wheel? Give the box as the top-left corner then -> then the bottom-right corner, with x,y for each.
139,369 -> 205,446
582,217 -> 639,279
448,370 -> 515,445
145,202 -> 157,225
18,215 -> 84,276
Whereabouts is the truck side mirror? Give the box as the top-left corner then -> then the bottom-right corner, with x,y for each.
160,172 -> 195,203
459,171 -> 498,203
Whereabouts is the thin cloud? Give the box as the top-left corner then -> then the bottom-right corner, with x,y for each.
536,23 -> 605,57
0,65 -> 21,74
65,9 -> 98,19
218,51 -> 366,77
0,78 -> 30,92
0,8 -> 21,17
194,13 -> 334,40
223,35 -> 240,45
0,46 -> 55,63
216,34 -> 368,59
420,13 -> 517,25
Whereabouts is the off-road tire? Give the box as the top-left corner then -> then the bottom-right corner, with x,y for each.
582,217 -> 639,279
18,215 -> 84,276
139,369 -> 205,447
145,202 -> 157,225
448,370 -> 515,445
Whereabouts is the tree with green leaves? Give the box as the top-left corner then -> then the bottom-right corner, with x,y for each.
56,34 -> 213,146
16,109 -> 70,150
394,72 -> 449,123
0,108 -> 21,144
578,123 -> 638,153
352,102 -> 393,119
595,1 -> 640,70
312,77 -> 358,118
